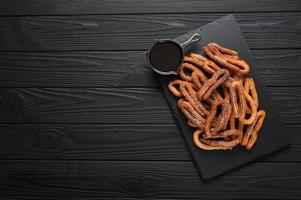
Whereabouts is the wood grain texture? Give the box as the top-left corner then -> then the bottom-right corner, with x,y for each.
0,87 -> 299,124
0,160 -> 300,199
0,124 -> 298,162
0,0 -> 300,199
252,49 -> 301,87
0,0 -> 300,15
0,49 -> 300,87
0,12 -> 300,51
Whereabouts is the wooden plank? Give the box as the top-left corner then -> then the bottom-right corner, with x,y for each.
0,124 -> 298,162
0,51 -> 155,87
0,49 -> 300,87
0,0 -> 300,15
252,49 -> 301,87
0,161 -> 300,199
0,87 -> 299,124
0,13 -> 300,51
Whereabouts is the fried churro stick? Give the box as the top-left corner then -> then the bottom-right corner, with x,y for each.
197,69 -> 229,100
180,61 -> 224,102
242,110 -> 266,149
179,62 -> 208,88
222,85 -> 231,101
180,82 -> 210,116
229,79 -> 246,122
179,62 -> 207,84
243,78 -> 259,125
201,137 -> 240,149
209,42 -> 239,56
203,43 -> 250,75
178,98 -> 206,130
168,79 -> 186,97
185,53 -> 221,74
193,129 -> 239,150
205,98 -> 232,136
204,129 -> 240,139
229,111 -> 244,142
169,80 -> 210,116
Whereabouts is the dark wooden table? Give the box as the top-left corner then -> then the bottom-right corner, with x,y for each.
0,1 -> 301,199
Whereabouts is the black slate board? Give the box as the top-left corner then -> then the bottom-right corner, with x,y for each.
158,14 -> 290,180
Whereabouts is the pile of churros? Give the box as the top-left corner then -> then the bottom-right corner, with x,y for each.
168,43 -> 266,150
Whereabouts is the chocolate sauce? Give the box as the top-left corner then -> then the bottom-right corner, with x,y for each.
149,41 -> 183,72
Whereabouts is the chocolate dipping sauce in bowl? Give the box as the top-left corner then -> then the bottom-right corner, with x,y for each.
148,33 -> 200,75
